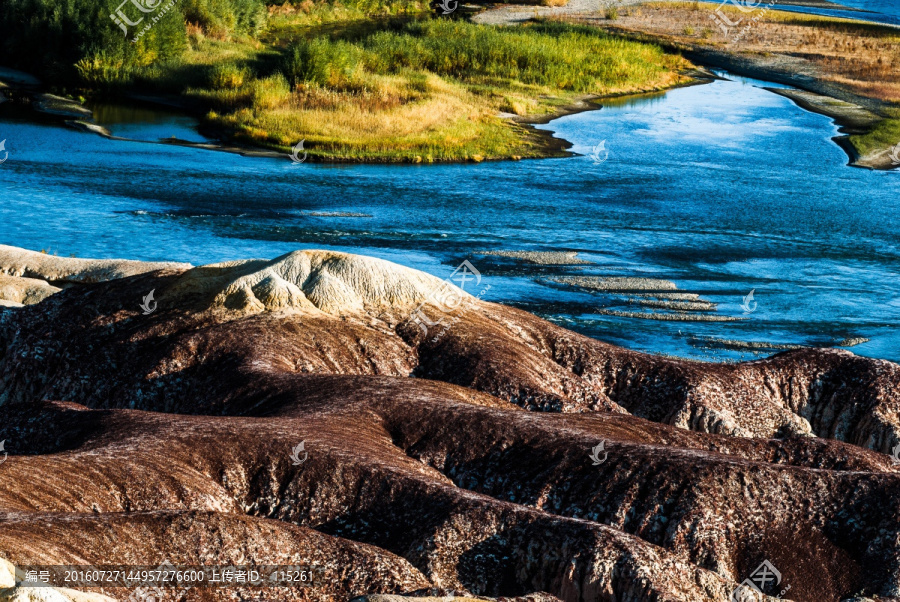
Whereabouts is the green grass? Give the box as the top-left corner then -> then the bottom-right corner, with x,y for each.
0,0 -> 692,161
177,18 -> 690,161
850,108 -> 900,158
0,0 -> 265,84
272,19 -> 684,93
265,0 -> 426,38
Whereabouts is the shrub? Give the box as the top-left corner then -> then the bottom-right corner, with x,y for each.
283,38 -> 366,87
0,0 -> 264,84
181,0 -> 267,37
75,52 -> 132,86
209,63 -> 249,88
250,73 -> 291,110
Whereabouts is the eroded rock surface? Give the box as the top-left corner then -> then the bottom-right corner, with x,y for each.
1,246 -> 899,602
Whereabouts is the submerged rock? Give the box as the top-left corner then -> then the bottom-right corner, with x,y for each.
479,251 -> 593,265
31,94 -> 92,119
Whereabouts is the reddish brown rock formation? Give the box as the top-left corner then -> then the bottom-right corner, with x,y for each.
1,247 -> 900,602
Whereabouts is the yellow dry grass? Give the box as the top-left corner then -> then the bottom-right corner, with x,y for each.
589,2 -> 900,103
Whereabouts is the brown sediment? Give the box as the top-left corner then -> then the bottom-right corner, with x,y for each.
690,334 -> 872,352
838,336 -> 870,347
306,211 -> 374,218
689,336 -> 808,351
637,291 -> 706,301
64,120 -> 113,137
764,87 -> 881,132
552,276 -> 723,317
763,87 -> 898,169
32,93 -> 92,119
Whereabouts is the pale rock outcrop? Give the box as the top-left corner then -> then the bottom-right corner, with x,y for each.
0,275 -> 60,306
165,250 -> 467,317
0,245 -> 189,286
0,246 -> 468,319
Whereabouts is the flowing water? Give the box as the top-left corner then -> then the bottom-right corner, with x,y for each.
1,71 -> 899,362
701,0 -> 900,26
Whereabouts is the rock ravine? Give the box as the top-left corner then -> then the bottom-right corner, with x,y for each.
1,245 -> 899,602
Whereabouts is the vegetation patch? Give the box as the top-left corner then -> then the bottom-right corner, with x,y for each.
0,0 -> 690,161
850,108 -> 900,159
568,1 -> 900,167
194,19 -> 690,161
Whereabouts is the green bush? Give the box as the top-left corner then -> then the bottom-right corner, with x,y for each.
209,63 -> 250,88
250,73 -> 291,109
283,37 -> 367,87
0,0 -> 265,85
181,0 -> 266,37
284,20 -> 675,94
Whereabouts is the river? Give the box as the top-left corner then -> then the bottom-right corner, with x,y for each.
1,71 -> 899,362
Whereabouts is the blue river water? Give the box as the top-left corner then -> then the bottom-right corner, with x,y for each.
1,72 -> 899,362
702,0 -> 900,26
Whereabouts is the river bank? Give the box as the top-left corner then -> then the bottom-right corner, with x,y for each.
3,68 -> 898,362
474,0 -> 900,170
0,72 -> 689,164
4,0 -> 899,166
0,15 -> 695,164
552,1 -> 900,169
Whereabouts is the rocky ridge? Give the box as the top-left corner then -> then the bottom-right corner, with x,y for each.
1,245 -> 899,601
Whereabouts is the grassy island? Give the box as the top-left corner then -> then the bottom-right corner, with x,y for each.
0,0 -> 690,161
